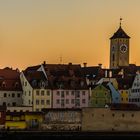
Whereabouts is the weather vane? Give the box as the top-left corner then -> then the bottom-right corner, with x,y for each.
120,17 -> 123,27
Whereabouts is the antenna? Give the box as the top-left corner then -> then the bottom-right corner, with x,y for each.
120,17 -> 123,27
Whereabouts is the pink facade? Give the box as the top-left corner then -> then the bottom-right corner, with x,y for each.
52,90 -> 89,108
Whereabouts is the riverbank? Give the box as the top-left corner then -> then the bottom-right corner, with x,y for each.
1,131 -> 140,140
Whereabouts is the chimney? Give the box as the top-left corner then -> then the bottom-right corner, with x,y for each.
109,70 -> 112,78
105,70 -> 108,78
83,63 -> 87,67
68,62 -> 72,65
43,61 -> 46,66
98,63 -> 102,68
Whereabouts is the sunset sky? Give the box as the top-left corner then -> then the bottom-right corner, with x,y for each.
0,0 -> 140,70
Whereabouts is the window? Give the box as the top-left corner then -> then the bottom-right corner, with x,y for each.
41,100 -> 44,105
75,99 -> 80,106
95,100 -> 98,104
56,99 -> 60,104
41,90 -> 44,96
3,102 -> 6,106
12,102 -> 16,106
47,91 -> 50,96
71,91 -> 75,96
66,91 -> 69,96
57,91 -> 60,96
61,99 -> 64,107
82,99 -> 86,104
36,90 -> 39,96
29,100 -> 31,104
75,91 -> 80,98
36,100 -> 39,105
12,93 -> 15,98
82,91 -> 85,96
36,109 -> 39,112
46,100 -> 50,105
15,82 -> 19,88
4,93 -> 7,97
131,114 -> 134,117
121,98 -> 123,101
61,91 -> 64,98
71,99 -> 75,104
112,113 -> 115,117
122,114 -> 125,117
17,93 -> 20,98
29,91 -> 31,96
25,82 -> 27,86
2,82 -> 6,88
66,99 -> 69,104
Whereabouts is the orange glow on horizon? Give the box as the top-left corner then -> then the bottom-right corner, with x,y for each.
0,0 -> 140,70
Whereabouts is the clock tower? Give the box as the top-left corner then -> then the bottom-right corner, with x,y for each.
110,19 -> 130,69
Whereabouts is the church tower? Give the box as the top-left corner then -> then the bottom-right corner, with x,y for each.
110,19 -> 130,69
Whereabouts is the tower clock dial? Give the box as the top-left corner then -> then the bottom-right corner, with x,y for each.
120,44 -> 127,53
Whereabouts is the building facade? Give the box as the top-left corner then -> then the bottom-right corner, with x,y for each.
129,73 -> 140,106
110,23 -> 130,69
41,108 -> 81,131
20,70 -> 52,111
0,67 -> 22,107
89,84 -> 111,108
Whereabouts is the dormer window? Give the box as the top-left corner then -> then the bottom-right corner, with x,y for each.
15,82 -> 19,88
40,81 -> 45,88
32,80 -> 37,87
2,82 -> 6,88
80,81 -> 84,87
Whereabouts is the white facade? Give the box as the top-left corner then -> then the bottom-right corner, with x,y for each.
0,91 -> 22,106
20,72 -> 33,107
129,74 -> 140,106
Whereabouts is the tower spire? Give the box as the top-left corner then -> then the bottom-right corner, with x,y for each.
120,17 -> 122,27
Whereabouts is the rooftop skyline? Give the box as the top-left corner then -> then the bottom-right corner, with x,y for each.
0,0 -> 140,70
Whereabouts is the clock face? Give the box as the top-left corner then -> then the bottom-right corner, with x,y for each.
120,44 -> 127,53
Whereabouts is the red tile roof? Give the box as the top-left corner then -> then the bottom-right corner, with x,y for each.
0,67 -> 22,91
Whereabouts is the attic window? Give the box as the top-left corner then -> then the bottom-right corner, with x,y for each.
80,81 -> 84,87
15,82 -> 19,88
40,81 -> 45,88
2,82 -> 6,88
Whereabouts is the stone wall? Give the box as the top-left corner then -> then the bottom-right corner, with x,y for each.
82,108 -> 140,132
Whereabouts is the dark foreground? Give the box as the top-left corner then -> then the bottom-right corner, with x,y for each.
1,131 -> 140,140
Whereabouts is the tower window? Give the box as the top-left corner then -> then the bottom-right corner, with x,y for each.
112,54 -> 115,61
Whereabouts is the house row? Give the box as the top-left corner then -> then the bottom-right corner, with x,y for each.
1,62 -> 140,110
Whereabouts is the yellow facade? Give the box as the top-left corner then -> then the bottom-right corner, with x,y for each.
25,114 -> 43,122
119,90 -> 129,103
25,113 -> 43,129
5,121 -> 26,129
33,89 -> 52,111
6,112 -> 43,130
6,114 -> 26,129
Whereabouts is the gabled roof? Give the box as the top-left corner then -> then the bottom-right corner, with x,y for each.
0,67 -> 22,91
43,64 -> 88,90
110,26 -> 130,39
23,71 -> 49,89
82,66 -> 104,80
116,76 -> 135,90
25,65 -> 41,72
